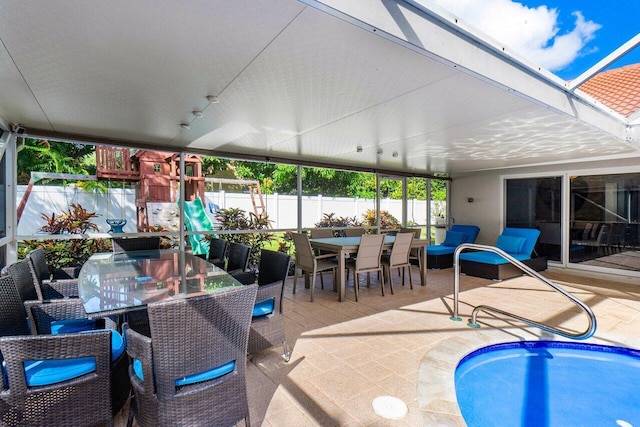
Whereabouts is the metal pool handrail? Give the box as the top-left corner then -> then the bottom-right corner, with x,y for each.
452,243 -> 597,340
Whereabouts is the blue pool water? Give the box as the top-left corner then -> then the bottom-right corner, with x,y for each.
455,341 -> 640,427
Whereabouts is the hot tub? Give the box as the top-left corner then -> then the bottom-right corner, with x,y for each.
455,341 -> 640,427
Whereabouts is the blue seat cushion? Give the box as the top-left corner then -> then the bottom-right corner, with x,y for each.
51,323 -> 125,362
51,318 -> 98,334
442,231 -> 467,247
133,359 -> 236,386
23,357 -> 96,387
496,235 -> 526,254
459,251 -> 531,265
252,298 -> 275,318
426,245 -> 455,256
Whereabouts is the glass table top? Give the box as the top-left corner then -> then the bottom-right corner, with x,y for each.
78,249 -> 244,316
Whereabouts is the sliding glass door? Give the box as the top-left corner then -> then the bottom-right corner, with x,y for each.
505,177 -> 562,262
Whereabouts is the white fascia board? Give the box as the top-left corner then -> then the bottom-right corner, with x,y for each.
302,0 -> 628,141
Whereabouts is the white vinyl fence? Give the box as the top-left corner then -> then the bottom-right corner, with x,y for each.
17,185 -> 442,235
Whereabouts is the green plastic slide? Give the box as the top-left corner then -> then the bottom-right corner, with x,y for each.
182,197 -> 214,256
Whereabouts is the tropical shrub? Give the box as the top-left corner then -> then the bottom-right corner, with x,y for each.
361,209 -> 400,230
20,203 -> 111,271
213,207 -> 274,270
314,213 -> 361,228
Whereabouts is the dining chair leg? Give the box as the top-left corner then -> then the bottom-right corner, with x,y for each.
353,270 -> 359,302
386,267 -> 393,295
282,340 -> 291,362
407,266 -> 414,290
310,272 -> 317,302
293,268 -> 298,294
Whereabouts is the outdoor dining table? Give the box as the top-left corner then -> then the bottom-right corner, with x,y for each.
78,248 -> 244,318
309,235 -> 428,302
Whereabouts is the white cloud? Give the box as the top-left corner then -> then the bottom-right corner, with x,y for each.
425,0 -> 601,72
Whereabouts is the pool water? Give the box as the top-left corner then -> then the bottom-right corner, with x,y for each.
455,341 -> 640,427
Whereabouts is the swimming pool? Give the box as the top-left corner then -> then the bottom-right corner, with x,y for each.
455,341 -> 640,427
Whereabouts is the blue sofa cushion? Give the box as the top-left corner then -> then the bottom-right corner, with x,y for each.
252,298 -> 275,318
450,225 -> 480,243
496,235 -> 526,254
459,251 -> 531,265
442,231 -> 467,247
133,359 -> 236,386
426,245 -> 455,256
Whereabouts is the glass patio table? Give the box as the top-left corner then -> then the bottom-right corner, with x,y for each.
78,249 -> 244,318
309,235 -> 428,302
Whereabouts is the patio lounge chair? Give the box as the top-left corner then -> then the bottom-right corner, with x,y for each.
458,227 -> 546,280
426,224 -> 480,269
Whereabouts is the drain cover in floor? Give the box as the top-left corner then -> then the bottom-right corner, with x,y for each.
372,395 -> 408,420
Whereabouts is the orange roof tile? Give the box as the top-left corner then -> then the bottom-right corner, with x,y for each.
578,63 -> 640,117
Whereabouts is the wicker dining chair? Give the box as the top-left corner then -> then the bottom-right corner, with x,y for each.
0,329 -> 114,426
0,275 -> 31,338
23,298 -> 130,417
111,236 -> 161,252
249,250 -> 292,361
26,248 -> 79,299
381,232 -> 414,294
6,259 -> 42,301
291,232 -> 338,302
124,284 -> 258,427
345,234 -> 385,301
207,237 -> 228,267
224,242 -> 251,274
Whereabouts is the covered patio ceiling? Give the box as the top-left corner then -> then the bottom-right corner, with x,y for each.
0,0 -> 637,177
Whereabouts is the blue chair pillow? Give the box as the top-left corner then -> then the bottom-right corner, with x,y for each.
442,231 -> 467,247
252,298 -> 275,318
132,359 -> 235,387
496,235 -> 526,254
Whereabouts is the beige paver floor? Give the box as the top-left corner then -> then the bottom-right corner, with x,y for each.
118,266 -> 640,426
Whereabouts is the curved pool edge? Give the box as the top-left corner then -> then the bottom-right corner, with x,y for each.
417,328 -> 624,426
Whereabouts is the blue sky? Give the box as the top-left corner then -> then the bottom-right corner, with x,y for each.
426,0 -> 640,80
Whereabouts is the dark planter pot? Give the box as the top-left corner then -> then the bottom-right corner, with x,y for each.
52,266 -> 81,280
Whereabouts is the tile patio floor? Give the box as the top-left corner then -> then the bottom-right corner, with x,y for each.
118,265 -> 640,426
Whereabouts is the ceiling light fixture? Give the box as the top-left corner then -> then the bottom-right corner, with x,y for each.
180,123 -> 190,130
377,149 -> 383,155
192,110 -> 203,118
392,151 -> 398,157
206,95 -> 219,103
356,146 -> 363,153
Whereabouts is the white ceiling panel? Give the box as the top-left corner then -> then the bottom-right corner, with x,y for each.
0,0 -> 636,176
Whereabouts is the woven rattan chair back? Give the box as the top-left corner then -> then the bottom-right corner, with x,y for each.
0,330 -> 113,425
26,248 -> 79,299
0,275 -> 30,337
226,242 -> 251,273
208,238 -> 228,262
126,284 -> 258,426
112,236 -> 161,252
25,248 -> 50,286
6,260 -> 42,301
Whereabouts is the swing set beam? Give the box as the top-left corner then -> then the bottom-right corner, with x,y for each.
17,172 -> 97,223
